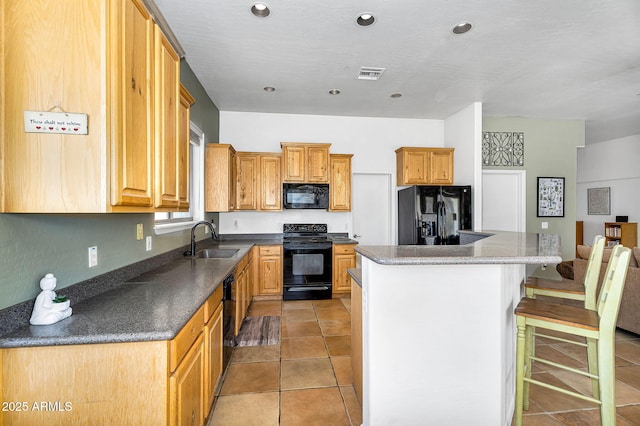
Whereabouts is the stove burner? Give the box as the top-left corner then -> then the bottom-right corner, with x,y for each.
283,223 -> 327,234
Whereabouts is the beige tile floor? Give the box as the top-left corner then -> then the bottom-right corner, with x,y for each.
208,298 -> 640,426
208,298 -> 362,426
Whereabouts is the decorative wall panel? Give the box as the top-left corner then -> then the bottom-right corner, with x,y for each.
482,132 -> 524,166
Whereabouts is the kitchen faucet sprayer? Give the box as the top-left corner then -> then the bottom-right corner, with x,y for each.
184,220 -> 217,257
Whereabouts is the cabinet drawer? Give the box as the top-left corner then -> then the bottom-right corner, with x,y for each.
204,284 -> 224,322
333,244 -> 356,255
259,245 -> 282,256
169,304 -> 205,372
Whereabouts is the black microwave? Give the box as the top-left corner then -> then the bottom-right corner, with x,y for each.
283,184 -> 329,209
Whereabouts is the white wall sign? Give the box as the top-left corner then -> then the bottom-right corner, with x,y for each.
24,110 -> 88,135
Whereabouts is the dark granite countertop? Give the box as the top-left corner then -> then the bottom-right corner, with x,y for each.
0,233 -> 357,349
0,243 -> 255,348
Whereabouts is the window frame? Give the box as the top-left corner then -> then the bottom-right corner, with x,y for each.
154,121 -> 205,235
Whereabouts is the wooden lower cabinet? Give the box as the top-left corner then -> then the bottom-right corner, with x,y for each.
254,245 -> 283,296
0,287 -> 225,426
332,244 -> 356,295
204,300 -> 223,417
234,256 -> 251,336
170,333 -> 205,426
351,278 -> 363,405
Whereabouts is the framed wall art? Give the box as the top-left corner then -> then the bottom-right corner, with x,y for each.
587,187 -> 610,215
537,177 -> 565,217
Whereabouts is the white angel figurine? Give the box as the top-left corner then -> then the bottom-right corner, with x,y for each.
30,273 -> 72,325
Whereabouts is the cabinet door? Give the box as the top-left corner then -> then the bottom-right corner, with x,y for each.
205,303 -> 223,415
399,150 -> 428,185
257,246 -> 283,295
234,266 -> 247,336
307,145 -> 330,183
282,145 -> 306,182
170,333 -> 204,426
259,257 -> 283,294
154,26 -> 180,209
428,149 -> 454,185
205,145 -> 236,212
177,86 -> 194,210
260,155 -> 282,210
333,244 -> 356,295
235,154 -> 258,210
329,155 -> 352,211
110,0 -> 154,208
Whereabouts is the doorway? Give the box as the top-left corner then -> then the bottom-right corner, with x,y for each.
351,173 -> 392,245
482,170 -> 526,232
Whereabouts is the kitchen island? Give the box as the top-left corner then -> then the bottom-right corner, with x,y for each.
354,230 -> 561,426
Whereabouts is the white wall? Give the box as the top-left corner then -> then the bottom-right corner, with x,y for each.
445,102 -> 483,230
218,111 -> 444,234
577,133 -> 640,244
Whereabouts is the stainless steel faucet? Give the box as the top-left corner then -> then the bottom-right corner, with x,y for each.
185,220 -> 217,256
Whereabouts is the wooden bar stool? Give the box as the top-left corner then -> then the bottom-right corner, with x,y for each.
513,244 -> 631,426
525,235 -> 605,310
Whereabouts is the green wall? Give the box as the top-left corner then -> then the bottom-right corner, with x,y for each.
483,117 -> 584,261
0,61 -> 220,311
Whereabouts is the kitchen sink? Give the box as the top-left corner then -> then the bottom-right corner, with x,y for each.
196,248 -> 239,258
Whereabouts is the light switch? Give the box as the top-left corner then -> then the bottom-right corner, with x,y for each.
541,222 -> 548,229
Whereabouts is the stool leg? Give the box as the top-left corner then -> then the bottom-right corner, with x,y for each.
514,318 -> 527,426
523,324 -> 534,408
586,337 -> 599,399
598,335 -> 616,426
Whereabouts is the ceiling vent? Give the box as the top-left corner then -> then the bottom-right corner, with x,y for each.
357,67 -> 386,81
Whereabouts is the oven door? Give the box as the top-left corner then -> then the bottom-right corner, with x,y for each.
283,243 -> 332,300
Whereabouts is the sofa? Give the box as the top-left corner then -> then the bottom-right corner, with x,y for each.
539,245 -> 640,336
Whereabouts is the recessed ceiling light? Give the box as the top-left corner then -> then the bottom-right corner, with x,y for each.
329,89 -> 341,95
251,3 -> 270,18
356,13 -> 375,27
452,21 -> 473,35
390,93 -> 402,98
263,86 -> 275,92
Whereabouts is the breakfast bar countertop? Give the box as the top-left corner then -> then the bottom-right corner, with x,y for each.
355,230 -> 562,265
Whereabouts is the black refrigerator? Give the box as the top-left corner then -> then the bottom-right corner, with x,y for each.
398,185 -> 472,245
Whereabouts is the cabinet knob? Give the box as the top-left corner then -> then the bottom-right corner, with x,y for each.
191,408 -> 196,423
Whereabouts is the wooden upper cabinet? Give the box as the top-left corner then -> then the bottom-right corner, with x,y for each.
428,148 -> 454,184
205,144 -> 236,212
329,154 -> 353,211
281,143 -> 331,183
235,153 -> 259,210
307,145 -> 331,183
205,147 -> 281,212
154,26 -> 181,209
260,155 -> 282,210
177,86 -> 195,210
395,147 -> 454,186
109,0 -> 156,209
281,144 -> 306,182
1,0 -> 182,212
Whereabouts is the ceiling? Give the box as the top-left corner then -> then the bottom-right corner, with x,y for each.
153,0 -> 640,145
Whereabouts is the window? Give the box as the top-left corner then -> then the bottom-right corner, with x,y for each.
154,122 -> 205,234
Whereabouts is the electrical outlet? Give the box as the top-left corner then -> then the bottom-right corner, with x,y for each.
541,222 -> 548,229
146,236 -> 152,251
136,223 -> 143,240
88,246 -> 98,268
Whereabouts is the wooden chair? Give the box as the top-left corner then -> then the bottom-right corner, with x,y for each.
513,244 -> 631,426
525,235 -> 605,309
